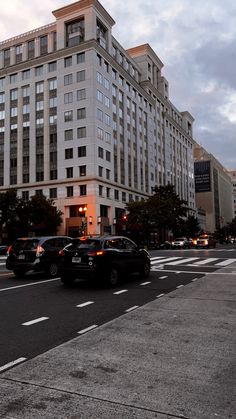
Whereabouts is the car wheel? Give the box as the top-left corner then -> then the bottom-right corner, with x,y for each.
13,269 -> 26,278
60,275 -> 75,286
107,266 -> 119,287
47,263 -> 59,278
139,262 -> 150,278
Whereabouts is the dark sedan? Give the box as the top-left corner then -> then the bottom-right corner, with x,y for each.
59,236 -> 151,287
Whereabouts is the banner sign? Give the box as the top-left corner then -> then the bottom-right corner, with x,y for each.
194,161 -> 211,192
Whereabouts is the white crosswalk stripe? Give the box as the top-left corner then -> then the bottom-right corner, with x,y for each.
150,256 -> 236,268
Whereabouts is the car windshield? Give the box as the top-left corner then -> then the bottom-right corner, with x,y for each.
12,239 -> 40,251
67,238 -> 102,251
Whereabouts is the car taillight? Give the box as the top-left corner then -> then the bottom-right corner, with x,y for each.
88,250 -> 105,257
7,245 -> 12,256
204,240 -> 208,245
59,249 -> 65,256
36,245 -> 45,257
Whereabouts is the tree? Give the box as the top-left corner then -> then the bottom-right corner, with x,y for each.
126,185 -> 190,244
0,190 -> 63,242
26,195 -> 63,235
173,215 -> 200,238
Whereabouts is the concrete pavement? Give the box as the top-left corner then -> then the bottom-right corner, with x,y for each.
0,264 -> 236,419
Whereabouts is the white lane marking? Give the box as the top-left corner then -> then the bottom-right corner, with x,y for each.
215,259 -> 236,266
0,357 -> 27,372
76,301 -> 94,308
156,293 -> 165,298
192,278 -> 198,282
176,271 -> 181,274
151,268 -> 235,275
126,305 -> 139,312
78,325 -> 97,334
167,257 -> 200,265
159,275 -> 168,279
193,258 -> 219,266
140,281 -> 151,286
150,256 -> 166,261
22,317 -> 49,326
0,277 -> 58,292
151,256 -> 181,265
0,262 -> 6,266
113,289 -> 128,295
176,284 -> 184,288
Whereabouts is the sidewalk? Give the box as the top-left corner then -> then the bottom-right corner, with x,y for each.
1,264 -> 236,419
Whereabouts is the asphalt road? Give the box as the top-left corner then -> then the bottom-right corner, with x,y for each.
0,245 -> 236,372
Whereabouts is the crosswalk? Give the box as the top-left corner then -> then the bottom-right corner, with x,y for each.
150,256 -> 236,268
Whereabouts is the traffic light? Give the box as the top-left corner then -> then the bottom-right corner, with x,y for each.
123,214 -> 128,222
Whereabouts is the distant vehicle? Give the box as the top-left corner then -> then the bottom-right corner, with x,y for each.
0,245 -> 8,255
59,235 -> 151,287
159,241 -> 172,249
171,237 -> 190,249
6,236 -> 72,278
196,234 -> 216,248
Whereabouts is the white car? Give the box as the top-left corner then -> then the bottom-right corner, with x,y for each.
171,238 -> 190,249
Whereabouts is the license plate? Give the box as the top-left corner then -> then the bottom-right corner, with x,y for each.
72,257 -> 81,263
18,254 -> 25,260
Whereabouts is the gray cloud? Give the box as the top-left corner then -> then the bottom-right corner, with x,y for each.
1,0 -> 235,168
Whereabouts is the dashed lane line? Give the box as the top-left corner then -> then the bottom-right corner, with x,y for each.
126,306 -> 139,312
22,317 -> 49,326
159,276 -> 168,279
113,289 -> 128,295
176,284 -> 184,288
156,293 -> 165,298
78,325 -> 98,334
140,281 -> 151,286
76,301 -> 94,308
0,357 -> 27,373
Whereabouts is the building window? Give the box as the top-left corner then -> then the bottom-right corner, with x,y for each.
97,90 -> 103,103
50,170 -> 57,180
10,74 -> 17,83
78,146 -> 86,157
79,165 -> 86,176
49,188 -> 57,199
80,185 -> 87,196
36,81 -> 44,94
65,148 -> 73,159
66,167 -> 73,178
106,150 -> 111,161
99,185 -> 103,196
67,186 -> 73,197
114,190 -> 119,200
98,147 -> 103,158
10,89 -> 18,100
106,169 -> 110,180
64,56 -> 72,67
64,92 -> 73,104
27,40 -> 35,59
66,18 -> 84,47
40,35 -> 48,55
77,107 -> 86,119
35,65 -> 43,77
49,78 -> 57,90
64,74 -> 73,85
64,129 -> 73,141
98,166 -> 103,177
48,61 -> 57,72
97,108 -> 103,122
77,70 -> 85,82
64,110 -> 73,122
77,52 -> 85,64
77,127 -> 86,138
22,70 -> 30,80
35,189 -> 43,197
77,88 -> 86,101
97,127 -> 103,140
22,191 -> 29,201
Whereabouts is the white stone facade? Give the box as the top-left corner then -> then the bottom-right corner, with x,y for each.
0,0 -> 196,236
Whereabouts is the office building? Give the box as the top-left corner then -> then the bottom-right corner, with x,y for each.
0,0 -> 196,235
227,170 -> 236,219
194,144 -> 232,232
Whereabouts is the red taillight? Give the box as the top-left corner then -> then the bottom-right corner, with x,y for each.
36,245 -> 45,257
59,249 -> 65,256
88,250 -> 105,257
7,245 -> 12,255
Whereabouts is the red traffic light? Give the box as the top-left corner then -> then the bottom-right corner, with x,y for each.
123,214 -> 128,221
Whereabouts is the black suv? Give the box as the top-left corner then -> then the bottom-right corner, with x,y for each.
6,236 -> 72,278
59,236 -> 151,287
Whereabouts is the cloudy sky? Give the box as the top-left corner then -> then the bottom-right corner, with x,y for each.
1,0 -> 235,169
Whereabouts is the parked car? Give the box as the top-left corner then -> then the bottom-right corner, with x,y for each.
0,245 -> 8,255
59,235 -> 151,287
6,236 -> 72,278
171,237 -> 190,249
196,234 -> 216,248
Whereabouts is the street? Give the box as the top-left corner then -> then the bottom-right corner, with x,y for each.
0,245 -> 236,372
